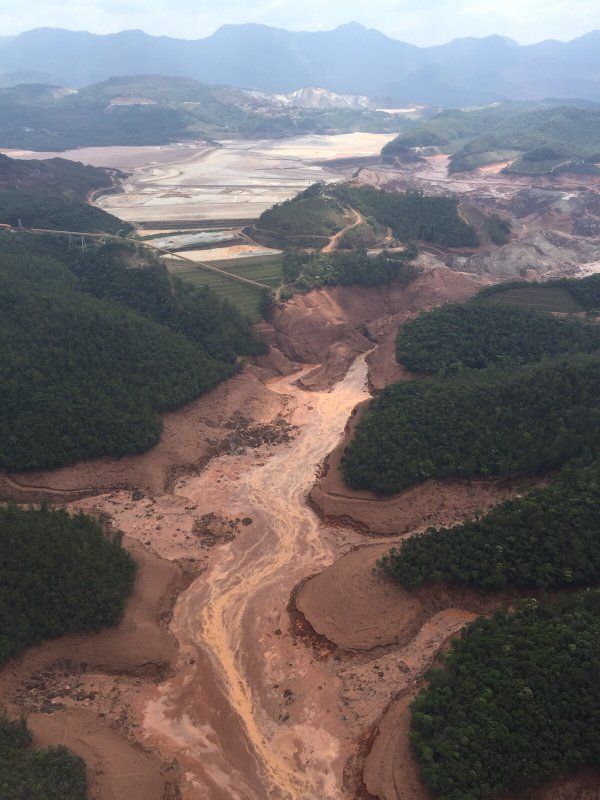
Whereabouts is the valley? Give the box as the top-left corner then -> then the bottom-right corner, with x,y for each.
1,115 -> 600,800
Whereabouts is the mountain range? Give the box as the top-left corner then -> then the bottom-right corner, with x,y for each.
1,24 -> 600,105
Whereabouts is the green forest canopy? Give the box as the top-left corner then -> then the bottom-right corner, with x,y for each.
379,458 -> 600,590
332,184 -> 479,248
0,505 -> 135,664
0,153 -> 131,233
281,247 -> 419,294
396,303 -> 600,373
257,182 -> 479,249
382,103 -> 600,174
0,236 -> 264,470
411,591 -> 600,800
341,352 -> 600,494
0,711 -> 86,800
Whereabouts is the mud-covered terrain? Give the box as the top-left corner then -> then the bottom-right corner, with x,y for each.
2,152 -> 599,800
358,155 -> 600,281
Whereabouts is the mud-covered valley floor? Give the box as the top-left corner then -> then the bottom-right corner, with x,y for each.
2,150 -> 600,800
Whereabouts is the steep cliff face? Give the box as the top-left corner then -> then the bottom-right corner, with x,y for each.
270,264 -> 484,388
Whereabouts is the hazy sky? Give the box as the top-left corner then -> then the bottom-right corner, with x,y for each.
2,0 -> 599,45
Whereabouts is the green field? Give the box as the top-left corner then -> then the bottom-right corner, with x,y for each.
174,254 -> 283,318
487,285 -> 583,313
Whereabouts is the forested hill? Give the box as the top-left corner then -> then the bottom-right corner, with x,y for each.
380,458 -> 600,591
396,303 -> 600,374
411,591 -> 600,800
0,76 -> 407,151
341,352 -> 600,494
0,153 -> 129,233
256,182 -> 479,250
383,103 -> 600,174
0,235 -> 265,470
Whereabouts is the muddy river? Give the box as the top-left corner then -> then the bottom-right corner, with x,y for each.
145,357 -> 370,799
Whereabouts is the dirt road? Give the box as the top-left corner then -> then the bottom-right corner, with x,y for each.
322,207 -> 363,252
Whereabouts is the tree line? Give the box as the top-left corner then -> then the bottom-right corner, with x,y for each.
396,302 -> 600,374
0,236 -> 264,470
411,591 -> 600,800
379,458 -> 600,590
341,352 -> 600,494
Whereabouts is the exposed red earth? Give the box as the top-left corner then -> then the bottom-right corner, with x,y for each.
3,151 -> 600,799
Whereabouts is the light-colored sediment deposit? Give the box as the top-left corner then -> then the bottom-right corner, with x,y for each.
2,133 -> 395,223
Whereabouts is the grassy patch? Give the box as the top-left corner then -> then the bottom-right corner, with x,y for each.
175,254 -> 283,319
487,286 -> 583,313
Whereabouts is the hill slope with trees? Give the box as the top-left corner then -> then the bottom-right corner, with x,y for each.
0,235 -> 264,470
396,303 -> 600,373
0,76 -> 407,151
0,505 -> 135,664
0,711 -> 86,800
0,153 -> 130,233
255,182 -> 479,250
341,353 -> 600,494
379,459 -> 600,590
383,103 -> 600,174
411,591 -> 600,800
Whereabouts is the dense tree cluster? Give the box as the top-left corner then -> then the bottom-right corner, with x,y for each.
411,591 -> 600,800
379,459 -> 600,590
483,213 -> 511,244
0,189 -> 126,233
0,236 -> 264,470
332,185 -> 479,247
477,274 -> 600,312
255,183 -> 347,248
396,303 -> 600,373
340,353 -> 600,494
0,153 -> 130,233
281,247 -> 419,293
68,243 -> 264,361
0,711 -> 86,800
0,505 -> 135,663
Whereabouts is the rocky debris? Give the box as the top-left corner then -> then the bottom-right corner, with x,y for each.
16,668 -> 98,714
221,414 -> 297,455
455,229 -> 600,280
192,513 -> 241,548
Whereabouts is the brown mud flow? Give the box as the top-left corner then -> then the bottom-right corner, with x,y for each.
130,359 -> 373,799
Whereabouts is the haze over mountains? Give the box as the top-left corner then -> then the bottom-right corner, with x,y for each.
1,24 -> 600,105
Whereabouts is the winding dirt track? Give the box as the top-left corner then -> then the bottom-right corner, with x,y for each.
140,358 -> 372,799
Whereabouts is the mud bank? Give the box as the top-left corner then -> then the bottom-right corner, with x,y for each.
295,544 -> 513,653
0,537 -> 195,799
1,366 -> 289,503
310,400 -> 541,534
271,264 -> 485,389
